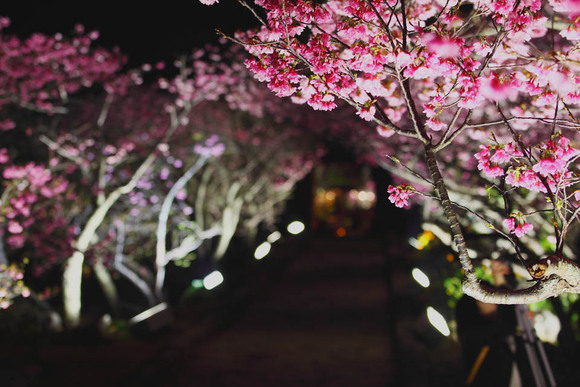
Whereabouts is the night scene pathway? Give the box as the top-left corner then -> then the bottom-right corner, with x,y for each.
158,237 -> 393,387
7,235 -> 463,387
154,235 -> 463,387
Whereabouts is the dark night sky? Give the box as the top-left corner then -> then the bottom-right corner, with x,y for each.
0,1 -> 260,67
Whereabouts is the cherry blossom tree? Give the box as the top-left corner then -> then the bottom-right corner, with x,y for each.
1,21 -> 323,330
184,101 -> 324,263
0,19 -> 252,327
201,0 -> 580,304
0,18 -> 126,323
41,48 -> 248,327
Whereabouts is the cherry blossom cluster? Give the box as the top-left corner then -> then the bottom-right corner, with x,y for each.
0,18 -> 123,125
159,45 -> 241,107
0,154 -> 74,273
0,263 -> 30,309
197,0 -> 580,252
503,215 -> 534,238
193,134 -> 226,157
475,142 -> 524,179
475,135 -> 579,196
231,0 -> 563,125
387,184 -> 415,208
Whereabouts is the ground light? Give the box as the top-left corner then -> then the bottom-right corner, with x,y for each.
408,230 -> 436,250
202,270 -> 224,290
287,220 -> 305,235
129,302 -> 170,325
412,268 -> 430,288
267,231 -> 282,243
427,306 -> 451,337
254,241 -> 272,260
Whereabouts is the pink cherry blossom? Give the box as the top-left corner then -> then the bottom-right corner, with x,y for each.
387,185 -> 415,208
426,117 -> 446,132
422,33 -> 461,58
480,72 -> 519,102
503,217 -> 533,237
514,222 -> 533,237
356,105 -> 376,121
506,169 -> 547,193
532,158 -> 566,176
7,221 -> 23,234
0,148 -> 9,164
490,148 -> 512,164
474,145 -> 505,178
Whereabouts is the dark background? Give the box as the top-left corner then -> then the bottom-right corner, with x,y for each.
0,1 -> 260,67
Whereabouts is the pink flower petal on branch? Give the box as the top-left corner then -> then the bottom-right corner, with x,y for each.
558,0 -> 580,14
514,222 -> 533,238
356,105 -> 376,121
0,148 -> 9,164
532,158 -> 565,176
387,185 -> 415,209
503,218 -> 516,231
426,117 -> 446,131
480,73 -> 519,102
395,52 -> 413,68
422,33 -> 461,58
7,221 -> 23,234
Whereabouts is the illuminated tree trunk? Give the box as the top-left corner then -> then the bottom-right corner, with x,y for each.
213,182 -> 243,261
154,155 -> 208,299
93,258 -> 119,315
62,155 -> 155,328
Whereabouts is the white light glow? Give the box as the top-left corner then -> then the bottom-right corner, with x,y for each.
533,309 -> 561,344
408,237 -> 421,250
203,270 -> 224,290
325,191 -> 336,201
254,241 -> 272,260
412,268 -> 430,288
357,191 -> 369,201
287,221 -> 305,235
129,302 -> 169,325
427,306 -> 450,337
348,189 -> 358,200
267,231 -> 282,243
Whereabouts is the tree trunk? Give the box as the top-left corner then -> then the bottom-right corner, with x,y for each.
62,154 -> 155,328
62,251 -> 85,328
92,258 -> 119,316
424,145 -> 477,282
214,183 -> 243,261
154,155 -> 208,299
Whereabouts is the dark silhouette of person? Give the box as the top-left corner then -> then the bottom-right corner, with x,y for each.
455,260 -> 531,386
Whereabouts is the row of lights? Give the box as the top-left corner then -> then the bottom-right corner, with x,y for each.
408,230 -> 452,338
193,221 -> 306,291
412,265 -> 451,337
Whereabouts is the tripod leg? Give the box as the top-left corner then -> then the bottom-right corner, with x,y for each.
516,305 -> 557,387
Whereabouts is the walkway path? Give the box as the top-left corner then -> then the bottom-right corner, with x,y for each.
9,236 -> 463,386
169,237 -> 393,386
